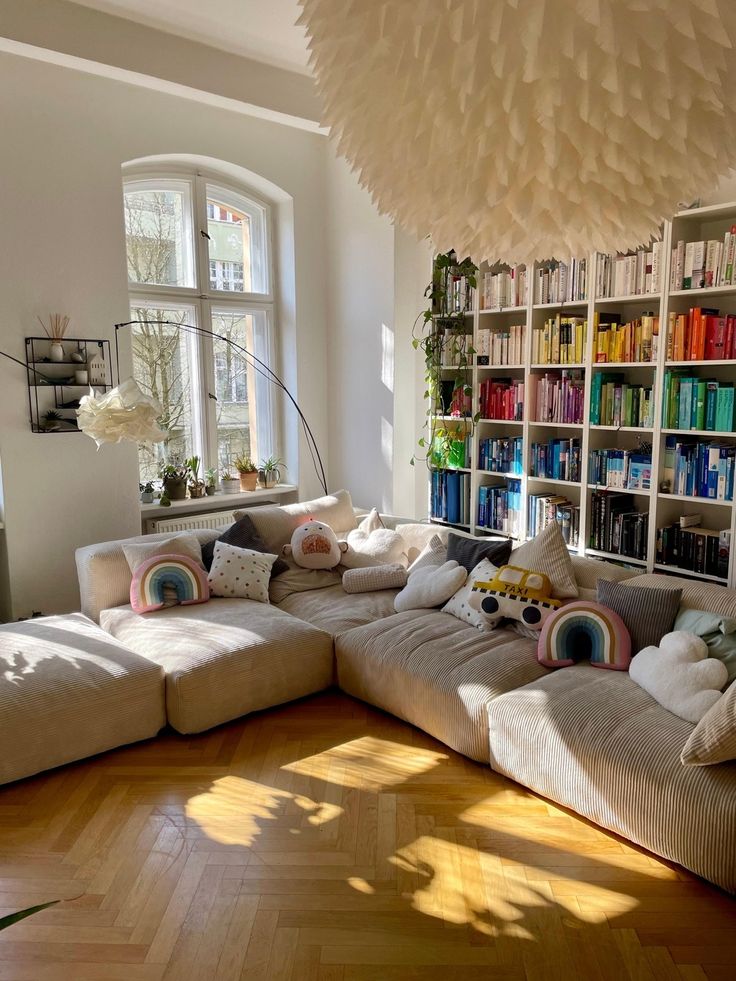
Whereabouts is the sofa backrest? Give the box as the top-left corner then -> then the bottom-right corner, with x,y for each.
235,489 -> 358,553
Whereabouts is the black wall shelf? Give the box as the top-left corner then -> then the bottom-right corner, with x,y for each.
25,337 -> 112,433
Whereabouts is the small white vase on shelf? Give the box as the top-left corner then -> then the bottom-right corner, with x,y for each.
49,342 -> 65,363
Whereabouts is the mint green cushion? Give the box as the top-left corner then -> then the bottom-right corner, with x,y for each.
674,608 -> 736,685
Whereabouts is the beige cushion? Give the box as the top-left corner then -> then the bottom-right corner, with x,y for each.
0,614 -> 165,785
510,522 -> 578,599
487,664 -> 736,895
268,561 -> 343,604
122,533 -> 205,573
336,612 -> 548,762
276,583 -> 399,635
623,573 -> 736,619
682,681 -> 736,765
239,489 -> 357,554
394,523 -> 450,565
571,554 -> 638,590
100,600 -> 333,734
342,564 -> 408,594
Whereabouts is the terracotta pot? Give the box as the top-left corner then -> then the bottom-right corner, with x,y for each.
239,471 -> 258,491
163,477 -> 187,501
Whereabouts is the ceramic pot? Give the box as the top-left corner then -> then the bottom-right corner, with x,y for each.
221,478 -> 241,495
163,477 -> 187,501
239,472 -> 258,492
141,492 -> 154,504
49,342 -> 65,363
205,485 -> 216,496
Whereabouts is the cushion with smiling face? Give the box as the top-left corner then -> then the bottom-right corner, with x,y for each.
283,520 -> 348,570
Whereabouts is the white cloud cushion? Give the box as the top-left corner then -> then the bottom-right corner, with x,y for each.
407,534 -> 447,574
342,510 -> 407,569
394,560 -> 466,613
442,558 -> 499,631
629,631 -> 728,723
208,541 -> 278,603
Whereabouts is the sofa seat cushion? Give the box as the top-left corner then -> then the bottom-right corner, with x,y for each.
487,664 -> 736,894
276,583 -> 399,635
101,599 -> 333,734
0,613 -> 165,785
336,611 -> 548,762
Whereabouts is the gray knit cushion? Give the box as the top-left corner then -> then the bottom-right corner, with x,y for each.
447,532 -> 512,574
597,578 -> 682,654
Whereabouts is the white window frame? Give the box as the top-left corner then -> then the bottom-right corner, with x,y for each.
123,166 -> 277,476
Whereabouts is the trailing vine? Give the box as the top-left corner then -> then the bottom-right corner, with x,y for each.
411,250 -> 479,470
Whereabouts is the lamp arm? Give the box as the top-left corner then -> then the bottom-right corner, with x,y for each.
0,349 -> 54,383
115,320 -> 328,495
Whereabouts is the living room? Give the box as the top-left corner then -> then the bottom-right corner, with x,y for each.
0,1 -> 735,978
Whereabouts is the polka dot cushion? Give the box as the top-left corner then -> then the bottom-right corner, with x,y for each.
441,558 -> 499,631
207,540 -> 279,603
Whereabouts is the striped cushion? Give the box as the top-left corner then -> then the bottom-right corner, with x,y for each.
597,578 -> 681,654
682,681 -> 736,765
511,521 -> 578,599
336,612 -> 548,762
487,664 -> 736,894
623,573 -> 736,619
342,564 -> 408,594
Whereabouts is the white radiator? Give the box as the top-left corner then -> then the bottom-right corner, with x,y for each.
145,509 -> 241,534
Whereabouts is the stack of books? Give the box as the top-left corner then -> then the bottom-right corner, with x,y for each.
478,436 -> 523,474
532,370 -> 585,424
534,258 -> 587,304
437,327 -> 471,366
528,494 -> 580,546
431,470 -> 471,524
531,316 -> 586,364
477,480 -> 522,536
662,436 -> 735,500
661,372 -> 735,432
589,373 -> 653,427
588,449 -> 652,490
479,266 -> 527,309
657,517 -> 730,579
593,313 -> 658,363
479,379 -> 524,420
596,244 -> 663,298
669,233 -> 736,291
530,438 -> 581,481
589,492 -> 649,560
476,325 -> 524,365
666,308 -> 736,361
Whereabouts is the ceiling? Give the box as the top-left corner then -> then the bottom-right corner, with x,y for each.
68,0 -> 312,74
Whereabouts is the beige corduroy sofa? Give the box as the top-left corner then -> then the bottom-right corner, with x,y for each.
9,489 -> 735,894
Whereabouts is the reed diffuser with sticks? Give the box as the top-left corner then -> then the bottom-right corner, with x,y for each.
38,313 -> 71,362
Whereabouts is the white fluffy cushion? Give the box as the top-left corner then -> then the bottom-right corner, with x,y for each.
342,510 -> 407,569
629,631 -> 729,723
394,560 -> 467,613
441,558 -> 498,631
208,541 -> 278,603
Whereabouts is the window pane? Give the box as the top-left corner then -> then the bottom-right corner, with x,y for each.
206,185 -> 268,294
125,183 -> 194,287
130,305 -> 196,481
213,309 -> 271,469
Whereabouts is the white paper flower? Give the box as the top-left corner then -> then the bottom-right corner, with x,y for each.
76,378 -> 167,448
299,0 -> 736,261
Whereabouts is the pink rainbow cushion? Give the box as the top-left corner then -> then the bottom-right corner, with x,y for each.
537,601 -> 631,671
130,553 -> 210,614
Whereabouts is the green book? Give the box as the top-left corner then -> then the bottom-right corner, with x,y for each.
662,371 -> 671,427
694,380 -> 707,431
706,381 -> 719,431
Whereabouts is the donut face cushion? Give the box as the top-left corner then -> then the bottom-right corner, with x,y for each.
468,564 -> 560,631
284,520 -> 347,570
537,601 -> 631,670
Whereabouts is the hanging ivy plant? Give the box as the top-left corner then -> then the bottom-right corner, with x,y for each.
411,250 -> 479,469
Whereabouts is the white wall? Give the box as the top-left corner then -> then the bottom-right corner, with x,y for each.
0,51 -> 330,618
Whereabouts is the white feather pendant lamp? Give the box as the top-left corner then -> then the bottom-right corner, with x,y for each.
298,0 -> 736,262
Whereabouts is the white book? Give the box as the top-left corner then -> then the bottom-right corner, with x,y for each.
676,239 -> 686,289
683,241 -> 695,289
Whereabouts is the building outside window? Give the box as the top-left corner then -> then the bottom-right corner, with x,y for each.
123,170 -> 274,482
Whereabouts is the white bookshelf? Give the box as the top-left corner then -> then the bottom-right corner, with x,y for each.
428,202 -> 736,589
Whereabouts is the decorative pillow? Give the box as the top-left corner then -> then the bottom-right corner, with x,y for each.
122,533 -> 205,573
681,678 -> 736,765
283,520 -> 348,570
446,532 -> 512,575
442,558 -> 499,631
238,489 -> 357,554
510,522 -> 578,599
201,513 -> 288,577
630,631 -> 728,723
208,541 -> 278,602
597,579 -> 682,654
407,534 -> 447,575
358,507 -> 385,533
130,553 -> 210,614
537,601 -> 631,670
342,514 -> 407,569
674,608 -> 736,686
394,560 -> 467,613
570,554 -> 638,590
343,564 -> 408,594
468,564 -> 561,632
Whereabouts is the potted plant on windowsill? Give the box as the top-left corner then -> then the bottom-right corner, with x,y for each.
220,467 -> 240,495
140,481 -> 155,504
158,461 -> 189,501
234,454 -> 258,491
258,456 -> 285,489
186,456 -> 206,499
205,468 -> 217,496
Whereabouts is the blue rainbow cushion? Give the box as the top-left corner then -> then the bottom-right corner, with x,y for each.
130,553 -> 210,614
537,601 -> 631,671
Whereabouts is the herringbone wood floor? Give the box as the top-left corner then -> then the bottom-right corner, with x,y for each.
0,692 -> 734,980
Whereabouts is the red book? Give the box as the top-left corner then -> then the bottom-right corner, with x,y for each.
713,316 -> 727,360
726,315 -> 736,360
704,315 -> 720,360
687,308 -> 698,360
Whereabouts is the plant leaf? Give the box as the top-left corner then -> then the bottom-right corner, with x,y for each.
0,901 -> 60,932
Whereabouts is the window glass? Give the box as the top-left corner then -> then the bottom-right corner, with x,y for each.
212,308 -> 262,466
124,182 -> 194,287
206,184 -> 268,294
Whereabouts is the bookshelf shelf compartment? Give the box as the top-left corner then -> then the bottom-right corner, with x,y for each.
665,360 -> 736,367
658,493 -> 733,506
587,484 -> 652,497
590,361 -> 656,369
585,549 -> 648,567
589,425 -> 653,432
530,363 -> 586,370
652,563 -> 728,585
530,421 -> 583,429
529,476 -> 581,487
669,285 -> 736,300
429,518 -> 471,529
594,292 -> 662,304
660,428 -> 736,438
478,418 -> 523,426
476,363 -> 525,370
532,300 -> 588,310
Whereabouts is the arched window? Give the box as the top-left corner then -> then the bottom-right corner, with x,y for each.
122,168 -> 275,482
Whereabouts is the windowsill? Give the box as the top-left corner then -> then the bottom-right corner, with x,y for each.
140,483 -> 298,515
